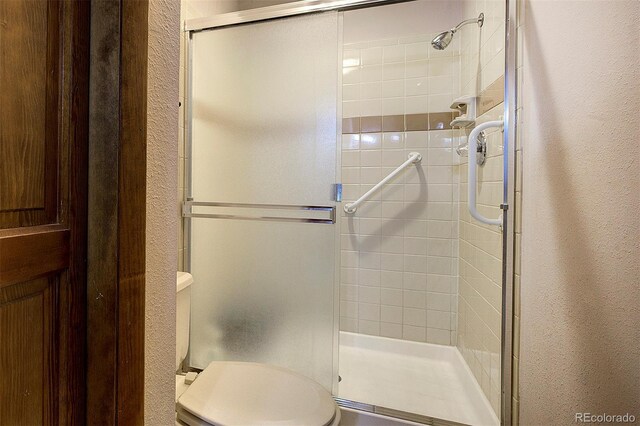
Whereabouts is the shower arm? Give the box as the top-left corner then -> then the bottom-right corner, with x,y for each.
451,13 -> 484,34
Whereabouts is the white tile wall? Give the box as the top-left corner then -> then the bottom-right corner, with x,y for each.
449,0 -> 508,419
459,0 -> 506,98
340,35 -> 461,345
342,36 -> 459,118
340,129 -> 460,346
455,103 -> 503,417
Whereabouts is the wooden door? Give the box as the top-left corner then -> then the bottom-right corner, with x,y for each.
0,1 -> 89,424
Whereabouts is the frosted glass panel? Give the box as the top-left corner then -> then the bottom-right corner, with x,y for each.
190,220 -> 336,390
190,13 -> 339,206
188,12 -> 338,391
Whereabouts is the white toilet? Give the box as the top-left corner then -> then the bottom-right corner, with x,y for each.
175,272 -> 341,426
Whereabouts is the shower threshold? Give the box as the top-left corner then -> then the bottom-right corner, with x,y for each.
337,332 -> 498,426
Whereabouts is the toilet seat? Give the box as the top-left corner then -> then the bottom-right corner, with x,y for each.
176,361 -> 340,426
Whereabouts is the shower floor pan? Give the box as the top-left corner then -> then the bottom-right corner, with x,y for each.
338,332 -> 498,426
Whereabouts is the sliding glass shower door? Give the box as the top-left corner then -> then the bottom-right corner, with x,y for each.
186,12 -> 339,391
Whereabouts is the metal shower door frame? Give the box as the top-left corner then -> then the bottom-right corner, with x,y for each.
182,0 -> 519,424
501,0 -> 518,424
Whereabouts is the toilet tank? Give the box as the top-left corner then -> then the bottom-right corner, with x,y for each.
176,272 -> 193,372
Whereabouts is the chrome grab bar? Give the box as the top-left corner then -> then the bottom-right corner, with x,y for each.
182,201 -> 336,224
468,120 -> 503,226
344,152 -> 422,214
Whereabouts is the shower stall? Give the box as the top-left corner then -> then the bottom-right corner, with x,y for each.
181,0 -> 517,424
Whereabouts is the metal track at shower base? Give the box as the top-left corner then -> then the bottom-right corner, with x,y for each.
334,397 -> 469,426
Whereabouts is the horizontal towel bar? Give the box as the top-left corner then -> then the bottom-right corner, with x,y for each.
182,201 -> 336,224
343,152 -> 422,214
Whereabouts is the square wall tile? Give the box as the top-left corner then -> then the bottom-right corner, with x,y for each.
403,307 -> 426,327
380,322 -> 403,338
381,288 -> 403,306
381,253 -> 404,272
359,268 -> 381,287
403,290 -> 426,309
359,320 -> 380,336
383,62 -> 405,80
404,272 -> 427,291
382,133 -> 404,149
403,325 -> 426,342
361,46 -> 383,65
381,270 -> 403,288
427,327 -> 451,345
383,100 -> 405,117
343,66 -> 360,84
426,292 -> 450,311
360,99 -> 382,116
342,134 -> 360,150
359,286 -> 381,304
383,45 -> 405,63
405,96 -> 428,114
381,305 -> 403,323
405,42 -> 428,61
340,317 -> 358,332
427,310 -> 450,329
406,78 -> 429,96
360,150 -> 382,167
359,303 -> 380,321
406,60 -> 428,78
342,150 -> 360,167
343,49 -> 360,67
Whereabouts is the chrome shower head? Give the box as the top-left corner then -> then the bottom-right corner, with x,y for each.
431,13 -> 484,50
431,30 -> 454,50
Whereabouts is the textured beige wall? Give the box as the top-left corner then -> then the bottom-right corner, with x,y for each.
146,0 -> 180,424
519,1 -> 640,424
